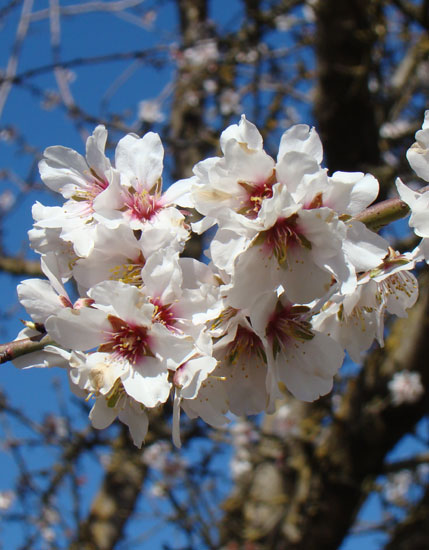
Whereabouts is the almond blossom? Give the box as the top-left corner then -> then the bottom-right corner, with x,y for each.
394,111 -> 429,261
185,115 -> 388,308
250,291 -> 344,401
37,125 -> 122,257
406,110 -> 429,182
313,249 -> 418,363
9,112 -> 428,448
388,370 -> 424,406
45,281 -> 197,409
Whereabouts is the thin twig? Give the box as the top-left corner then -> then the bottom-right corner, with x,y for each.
0,0 -> 34,117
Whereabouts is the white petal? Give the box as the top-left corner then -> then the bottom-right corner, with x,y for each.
118,405 -> 149,448
89,398 -> 118,429
46,307 -> 108,350
407,139 -> 429,181
273,332 -> 344,401
39,146 -> 90,197
18,279 -> 64,323
163,177 -> 194,207
328,172 -> 379,215
220,114 -> 263,152
85,125 -> 111,176
276,151 -> 320,194
278,124 -> 323,164
122,358 -> 170,408
343,221 -> 388,271
175,355 -> 218,399
396,177 -> 421,206
115,132 -> 163,191
282,247 -> 333,303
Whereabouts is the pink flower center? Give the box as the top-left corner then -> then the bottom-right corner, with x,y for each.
72,170 -> 109,215
124,188 -> 162,222
99,315 -> 154,363
266,304 -> 314,357
256,214 -> 311,263
227,325 -> 266,364
88,171 -> 109,197
151,298 -> 177,330
238,175 -> 275,218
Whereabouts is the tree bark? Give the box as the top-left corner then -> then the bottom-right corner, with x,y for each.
314,0 -> 382,173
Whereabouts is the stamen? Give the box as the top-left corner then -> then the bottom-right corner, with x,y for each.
99,315 -> 155,363
266,303 -> 314,358
124,187 -> 163,222
151,298 -> 177,330
226,325 -> 267,364
237,172 -> 276,218
254,214 -> 311,264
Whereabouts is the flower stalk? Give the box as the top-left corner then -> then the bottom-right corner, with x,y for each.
0,332 -> 54,364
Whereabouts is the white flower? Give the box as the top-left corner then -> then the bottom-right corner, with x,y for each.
396,112 -> 429,262
388,370 -> 424,405
384,470 -> 413,506
172,354 -> 218,447
208,309 -> 273,416
250,291 -> 344,402
182,39 -> 219,67
71,221 -> 173,292
104,131 -> 190,243
90,392 -> 150,448
274,14 -> 295,31
266,403 -> 298,437
28,202 -> 77,278
219,89 -> 242,116
314,249 -> 418,363
189,115 -> 276,229
230,450 -> 252,480
68,351 -> 150,448
13,260 -> 84,369
224,183 -> 350,306
396,178 -> 429,238
0,189 -> 14,211
38,126 -> 122,256
46,281 -> 196,409
406,110 -> 429,181
0,490 -> 15,511
188,116 -> 387,306
230,418 -> 259,447
138,99 -> 165,123
380,119 -> 414,139
142,441 -> 171,467
39,125 -> 114,202
396,177 -> 429,262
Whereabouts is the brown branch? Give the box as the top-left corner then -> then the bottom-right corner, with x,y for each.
383,452 -> 429,473
390,0 -> 425,24
352,183 -> 429,230
0,332 -> 54,364
29,0 -> 146,21
0,254 -> 43,276
0,0 -> 33,117
68,426 -> 149,550
352,196 -> 410,230
0,47 -> 168,85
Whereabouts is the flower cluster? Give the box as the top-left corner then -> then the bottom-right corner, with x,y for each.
14,112 -> 426,447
